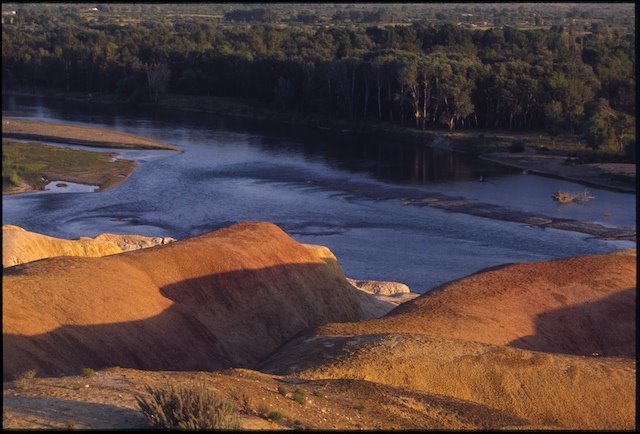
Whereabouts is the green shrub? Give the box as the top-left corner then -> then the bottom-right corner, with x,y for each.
17,369 -> 37,380
13,369 -> 37,390
135,382 -> 240,430
277,385 -> 287,396
81,368 -> 94,378
312,389 -> 325,398
354,403 -> 365,412
292,388 -> 306,405
257,403 -> 269,417
267,411 -> 284,423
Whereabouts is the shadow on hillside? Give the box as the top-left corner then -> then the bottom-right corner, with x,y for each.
507,288 -> 636,357
3,396 -> 147,429
3,262 -> 361,381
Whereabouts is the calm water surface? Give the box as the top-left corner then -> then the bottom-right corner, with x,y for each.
2,95 -> 635,293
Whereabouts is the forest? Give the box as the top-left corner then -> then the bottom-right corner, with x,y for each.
1,3 -> 635,151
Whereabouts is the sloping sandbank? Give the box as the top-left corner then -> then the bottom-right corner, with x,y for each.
2,140 -> 137,195
1,225 -> 415,315
261,250 -> 637,429
2,118 -> 179,151
2,222 -> 409,380
312,250 -> 637,357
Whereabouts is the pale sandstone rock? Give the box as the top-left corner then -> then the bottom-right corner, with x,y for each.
2,225 -> 175,267
304,244 -> 418,318
346,278 -> 411,296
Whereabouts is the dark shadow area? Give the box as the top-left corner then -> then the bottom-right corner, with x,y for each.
3,396 -> 148,429
508,288 -> 636,357
3,262 -> 362,381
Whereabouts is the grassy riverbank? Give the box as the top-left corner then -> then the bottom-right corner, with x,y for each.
2,140 -> 137,195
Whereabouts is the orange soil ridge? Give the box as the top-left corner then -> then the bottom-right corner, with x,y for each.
3,222 -> 366,380
2,118 -> 179,150
315,252 -> 637,357
259,250 -> 636,429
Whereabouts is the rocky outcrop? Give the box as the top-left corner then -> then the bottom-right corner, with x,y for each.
346,278 -> 411,296
2,225 -> 175,267
304,245 -> 418,319
3,222 -> 364,380
93,233 -> 175,252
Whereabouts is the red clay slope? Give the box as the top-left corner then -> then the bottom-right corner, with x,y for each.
3,222 -> 363,380
317,251 -> 637,357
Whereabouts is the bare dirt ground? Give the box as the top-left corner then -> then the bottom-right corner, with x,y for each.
2,367 -> 535,430
2,118 -> 179,150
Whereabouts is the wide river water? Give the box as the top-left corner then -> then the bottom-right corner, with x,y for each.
2,95 -> 636,293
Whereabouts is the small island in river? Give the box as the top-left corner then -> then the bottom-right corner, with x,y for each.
2,119 -> 179,195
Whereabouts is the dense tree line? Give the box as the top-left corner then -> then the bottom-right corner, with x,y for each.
2,6 -> 635,148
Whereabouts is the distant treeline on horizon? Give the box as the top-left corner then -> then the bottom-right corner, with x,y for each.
2,3 -> 635,148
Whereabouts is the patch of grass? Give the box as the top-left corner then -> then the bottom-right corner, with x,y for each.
312,389 -> 325,398
239,393 -> 252,414
135,381 -> 240,430
257,403 -> 269,417
292,388 -> 306,405
16,369 -> 37,380
13,369 -> 37,390
277,385 -> 288,396
354,403 -> 365,412
81,367 -> 95,378
267,411 -> 284,423
2,140 -> 136,193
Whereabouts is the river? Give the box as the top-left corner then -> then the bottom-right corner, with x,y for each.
2,94 -> 635,293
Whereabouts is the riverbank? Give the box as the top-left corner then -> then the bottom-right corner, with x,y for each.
480,151 -> 635,193
2,118 -> 180,151
3,87 -> 635,193
2,140 -> 137,195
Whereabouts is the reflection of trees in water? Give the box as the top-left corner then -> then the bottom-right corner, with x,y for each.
327,139 -> 485,184
10,95 -> 510,186
256,131 -> 508,185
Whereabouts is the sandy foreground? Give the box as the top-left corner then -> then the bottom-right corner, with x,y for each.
2,118 -> 180,151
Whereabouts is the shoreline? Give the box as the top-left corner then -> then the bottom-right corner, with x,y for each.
2,140 -> 138,196
3,88 -> 635,242
2,118 -> 181,151
479,153 -> 635,194
4,86 -> 634,193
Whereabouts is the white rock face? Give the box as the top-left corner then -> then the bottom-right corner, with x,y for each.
302,243 -> 419,319
346,278 -> 411,296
